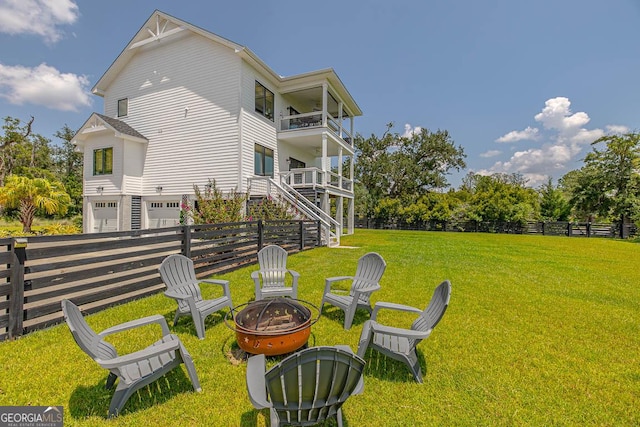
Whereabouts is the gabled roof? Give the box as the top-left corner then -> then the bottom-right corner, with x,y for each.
72,113 -> 148,147
92,10 -> 362,116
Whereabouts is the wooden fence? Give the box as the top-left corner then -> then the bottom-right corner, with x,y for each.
356,219 -> 637,238
0,219 -> 320,341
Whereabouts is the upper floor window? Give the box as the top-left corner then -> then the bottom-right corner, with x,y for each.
254,144 -> 274,177
93,147 -> 113,175
255,81 -> 274,121
117,98 -> 128,117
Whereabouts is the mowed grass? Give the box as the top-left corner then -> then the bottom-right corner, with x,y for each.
0,229 -> 638,426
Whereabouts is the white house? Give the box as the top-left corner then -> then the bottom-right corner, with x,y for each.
73,10 -> 361,246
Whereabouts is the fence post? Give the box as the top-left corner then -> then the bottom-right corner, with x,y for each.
317,220 -> 322,246
567,222 -> 573,237
257,220 -> 263,250
299,221 -> 305,250
8,238 -> 27,340
586,222 -> 591,238
182,225 -> 192,258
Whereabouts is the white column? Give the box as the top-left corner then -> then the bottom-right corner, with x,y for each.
348,197 -> 354,234
336,196 -> 344,236
322,83 -> 328,127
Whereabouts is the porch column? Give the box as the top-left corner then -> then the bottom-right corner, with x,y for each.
347,197 -> 354,234
321,133 -> 330,215
322,83 -> 328,127
338,146 -> 343,190
338,101 -> 343,138
336,196 -> 344,236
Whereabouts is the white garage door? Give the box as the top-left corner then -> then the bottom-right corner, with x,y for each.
147,201 -> 181,229
93,201 -> 118,232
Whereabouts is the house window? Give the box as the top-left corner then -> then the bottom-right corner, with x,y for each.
93,147 -> 113,175
254,144 -> 274,177
117,98 -> 128,117
255,81 -> 274,121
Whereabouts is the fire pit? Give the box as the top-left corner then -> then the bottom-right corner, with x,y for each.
225,298 -> 319,356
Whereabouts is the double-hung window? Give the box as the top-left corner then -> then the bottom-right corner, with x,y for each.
254,144 -> 274,177
93,147 -> 113,175
255,81 -> 274,121
117,98 -> 128,117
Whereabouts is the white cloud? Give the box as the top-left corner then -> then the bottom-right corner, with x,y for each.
480,150 -> 501,158
0,63 -> 91,111
534,97 -> 590,131
496,126 -> 539,143
402,123 -> 422,138
606,124 -> 629,134
0,0 -> 79,44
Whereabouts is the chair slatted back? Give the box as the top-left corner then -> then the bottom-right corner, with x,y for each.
61,299 -> 117,363
350,252 -> 386,304
411,280 -> 452,346
159,254 -> 203,311
265,347 -> 365,425
257,245 -> 288,289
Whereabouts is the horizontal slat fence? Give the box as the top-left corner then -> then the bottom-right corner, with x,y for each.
1,220 -> 320,341
356,219 -> 637,238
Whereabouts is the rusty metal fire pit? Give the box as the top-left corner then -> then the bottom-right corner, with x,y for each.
225,298 -> 319,356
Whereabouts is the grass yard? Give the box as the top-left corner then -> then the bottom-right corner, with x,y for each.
1,229 -> 638,426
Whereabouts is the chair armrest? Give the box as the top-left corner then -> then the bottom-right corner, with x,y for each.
368,320 -> 432,340
96,337 -> 181,369
288,269 -> 300,279
246,354 -> 271,410
324,276 -> 353,294
98,314 -> 171,337
352,284 -> 381,297
164,288 -> 196,301
371,301 -> 422,320
201,279 -> 232,297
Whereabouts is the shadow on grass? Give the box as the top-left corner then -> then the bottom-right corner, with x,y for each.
162,310 -> 228,338
68,368 -> 196,419
359,347 -> 426,383
320,306 -> 372,329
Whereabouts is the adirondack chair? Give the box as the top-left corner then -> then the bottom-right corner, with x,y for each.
251,245 -> 300,300
61,299 -> 201,417
320,252 -> 386,330
246,345 -> 365,427
356,280 -> 451,383
159,254 -> 233,339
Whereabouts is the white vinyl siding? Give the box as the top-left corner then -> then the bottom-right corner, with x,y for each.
104,33 -> 242,194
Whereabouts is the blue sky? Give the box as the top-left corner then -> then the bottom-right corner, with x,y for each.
1,0 -> 639,188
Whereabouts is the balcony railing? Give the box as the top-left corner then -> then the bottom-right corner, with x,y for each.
280,112 -> 353,146
280,168 -> 353,193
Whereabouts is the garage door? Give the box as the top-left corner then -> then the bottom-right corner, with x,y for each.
93,201 -> 118,232
147,201 -> 181,229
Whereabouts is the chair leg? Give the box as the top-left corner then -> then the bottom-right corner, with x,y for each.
269,408 -> 280,427
193,313 -> 206,340
336,407 -> 344,427
108,385 -> 135,418
173,311 -> 180,327
343,305 -> 357,330
356,321 -> 373,358
179,343 -> 202,392
105,372 -> 117,390
407,351 -> 423,384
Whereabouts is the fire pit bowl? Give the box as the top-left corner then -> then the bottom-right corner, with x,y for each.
225,298 -> 320,356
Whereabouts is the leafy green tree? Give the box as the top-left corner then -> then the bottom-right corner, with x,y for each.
0,175 -> 71,233
53,124 -> 83,215
565,133 -> 640,222
461,172 -> 539,224
0,116 -> 54,185
538,177 -> 571,221
354,123 -> 466,216
186,180 -> 247,224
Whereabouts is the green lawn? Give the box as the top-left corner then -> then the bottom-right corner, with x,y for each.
1,230 -> 638,426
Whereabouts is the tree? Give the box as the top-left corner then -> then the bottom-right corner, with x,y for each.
354,123 -> 466,216
566,133 -> 640,222
0,175 -> 71,233
52,124 -> 83,215
538,177 -> 571,221
461,172 -> 539,224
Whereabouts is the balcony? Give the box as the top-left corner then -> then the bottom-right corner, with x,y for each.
280,168 -> 353,195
